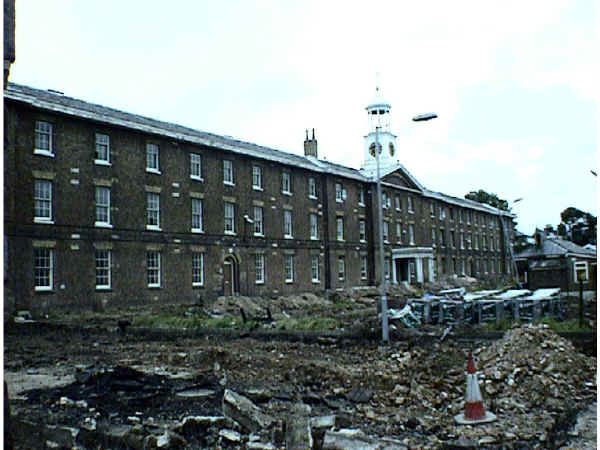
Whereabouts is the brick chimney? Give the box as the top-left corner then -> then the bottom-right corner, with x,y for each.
304,128 -> 318,158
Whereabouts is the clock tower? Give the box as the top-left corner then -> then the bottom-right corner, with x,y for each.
361,86 -> 399,176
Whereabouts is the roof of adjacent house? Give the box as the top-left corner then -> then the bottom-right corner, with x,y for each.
5,82 -> 512,217
515,236 -> 597,260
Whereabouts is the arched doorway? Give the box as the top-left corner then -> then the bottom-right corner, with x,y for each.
223,255 -> 238,296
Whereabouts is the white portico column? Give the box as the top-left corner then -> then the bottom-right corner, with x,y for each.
392,257 -> 398,284
416,258 -> 424,283
428,257 -> 435,282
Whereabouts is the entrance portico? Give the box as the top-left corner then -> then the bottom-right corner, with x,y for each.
391,247 -> 435,284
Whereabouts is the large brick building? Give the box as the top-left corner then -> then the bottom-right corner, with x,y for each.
4,83 -> 515,314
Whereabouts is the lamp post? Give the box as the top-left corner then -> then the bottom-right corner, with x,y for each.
377,112 -> 437,344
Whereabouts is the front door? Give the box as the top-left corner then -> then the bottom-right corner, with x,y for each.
224,260 -> 234,296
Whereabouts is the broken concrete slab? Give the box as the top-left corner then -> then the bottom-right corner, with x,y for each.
222,389 -> 276,433
285,403 -> 313,449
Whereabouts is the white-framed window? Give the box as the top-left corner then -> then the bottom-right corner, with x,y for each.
146,192 -> 160,230
439,206 -> 445,220
385,258 -> 391,279
255,253 -> 265,284
468,233 -> 473,249
190,153 -> 203,180
450,231 -> 456,248
34,248 -> 53,291
338,256 -> 345,281
573,261 -> 589,282
449,208 -> 454,221
191,198 -> 203,232
459,210 -> 463,223
311,255 -> 319,282
359,188 -> 365,206
34,121 -> 54,156
146,143 -> 160,173
284,210 -> 293,238
407,196 -> 414,213
430,201 -> 435,217
386,196 -> 392,209
461,259 -> 466,276
335,183 -> 343,203
383,221 -> 389,242
95,249 -> 111,289
254,206 -> 264,236
395,223 -> 402,243
467,210 -> 471,224
223,160 -> 234,185
192,252 -> 204,286
395,196 -> 401,211
95,186 -> 111,227
284,254 -> 294,283
439,228 -> 445,246
460,232 -> 465,249
308,177 -> 317,199
336,217 -> 344,241
147,251 -> 161,287
431,228 -> 436,247
409,224 -> 415,245
360,256 -> 368,280
224,202 -> 235,234
359,220 -> 366,242
474,234 -> 479,250
252,166 -> 263,190
282,172 -> 292,195
34,179 -> 53,223
95,133 -> 110,164
310,214 -> 318,240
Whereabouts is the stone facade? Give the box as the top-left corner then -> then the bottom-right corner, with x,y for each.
4,84 -> 515,314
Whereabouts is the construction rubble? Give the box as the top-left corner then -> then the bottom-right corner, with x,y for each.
5,316 -> 596,449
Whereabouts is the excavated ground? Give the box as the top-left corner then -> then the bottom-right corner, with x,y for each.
4,288 -> 597,449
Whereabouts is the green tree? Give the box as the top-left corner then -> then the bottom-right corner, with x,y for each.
464,190 -> 510,211
559,207 -> 596,246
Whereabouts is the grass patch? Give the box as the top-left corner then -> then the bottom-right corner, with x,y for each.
481,316 -> 593,332
133,312 -> 253,330
275,317 -> 340,331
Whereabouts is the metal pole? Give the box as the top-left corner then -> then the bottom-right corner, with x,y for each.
579,279 -> 584,328
375,125 -> 389,343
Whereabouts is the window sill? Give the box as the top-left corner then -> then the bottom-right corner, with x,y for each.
95,222 -> 113,228
191,175 -> 204,182
146,168 -> 161,175
282,191 -> 292,196
312,280 -> 320,284
147,285 -> 161,289
336,200 -> 343,204
253,186 -> 263,191
224,231 -> 237,236
34,149 -> 55,157
358,203 -> 365,207
95,286 -> 112,291
360,239 -> 366,243
255,281 -> 265,285
285,280 -> 294,284
254,233 -> 265,238
338,239 -> 345,243
224,181 -> 235,187
309,195 -> 318,200
192,283 -> 204,288
191,228 -> 204,234
395,208 -> 401,212
35,286 -> 53,292
94,160 -> 112,166
34,218 -> 54,224
146,225 -> 162,231
284,235 -> 293,239
310,237 -> 318,241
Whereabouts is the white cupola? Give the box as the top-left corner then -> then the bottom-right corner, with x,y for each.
361,86 -> 399,176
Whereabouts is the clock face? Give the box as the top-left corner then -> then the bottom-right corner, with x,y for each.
389,143 -> 395,157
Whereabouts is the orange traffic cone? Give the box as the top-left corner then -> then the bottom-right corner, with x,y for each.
454,352 -> 497,424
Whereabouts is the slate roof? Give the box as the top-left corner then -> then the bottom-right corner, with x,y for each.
4,82 -> 512,217
515,237 -> 596,260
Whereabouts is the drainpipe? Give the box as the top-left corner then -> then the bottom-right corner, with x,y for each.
321,173 -> 331,289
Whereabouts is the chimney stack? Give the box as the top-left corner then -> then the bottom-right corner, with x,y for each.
304,128 -> 318,158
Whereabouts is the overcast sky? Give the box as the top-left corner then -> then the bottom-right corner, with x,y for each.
9,1 -> 597,235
